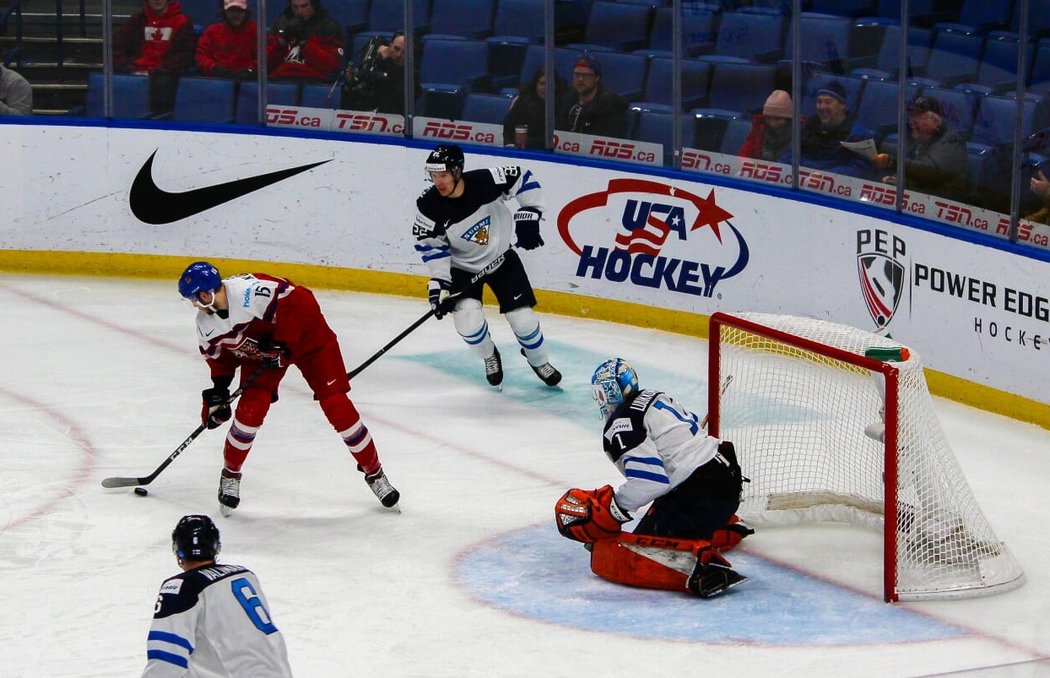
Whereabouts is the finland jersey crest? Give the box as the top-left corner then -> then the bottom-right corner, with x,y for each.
461,216 -> 491,246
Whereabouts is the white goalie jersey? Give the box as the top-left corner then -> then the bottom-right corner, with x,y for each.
602,389 -> 722,513
142,563 -> 292,678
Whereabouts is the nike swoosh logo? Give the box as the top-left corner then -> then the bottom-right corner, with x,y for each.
129,150 -> 331,224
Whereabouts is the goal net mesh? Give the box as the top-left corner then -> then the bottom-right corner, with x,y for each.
711,312 -> 1024,601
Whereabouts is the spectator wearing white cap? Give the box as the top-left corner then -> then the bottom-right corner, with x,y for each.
739,89 -> 795,161
196,0 -> 259,79
872,95 -> 967,201
0,64 -> 32,115
782,79 -> 875,178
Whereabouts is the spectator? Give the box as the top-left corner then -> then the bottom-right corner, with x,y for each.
113,0 -> 196,114
782,80 -> 875,179
196,0 -> 259,79
739,89 -> 794,161
0,64 -> 32,115
267,0 -> 344,82
872,95 -> 967,201
1023,168 -> 1050,224
502,66 -> 567,149
341,31 -> 411,114
558,55 -> 627,138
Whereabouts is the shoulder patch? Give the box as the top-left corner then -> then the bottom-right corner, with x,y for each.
160,579 -> 183,596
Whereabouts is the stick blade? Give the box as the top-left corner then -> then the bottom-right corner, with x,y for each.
101,476 -> 145,489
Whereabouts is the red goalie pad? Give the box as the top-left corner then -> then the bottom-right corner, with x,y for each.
590,534 -> 714,592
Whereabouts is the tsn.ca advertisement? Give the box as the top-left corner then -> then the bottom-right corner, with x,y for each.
681,149 -> 1050,251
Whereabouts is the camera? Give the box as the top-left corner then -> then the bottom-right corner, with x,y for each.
280,16 -> 307,43
344,35 -> 387,89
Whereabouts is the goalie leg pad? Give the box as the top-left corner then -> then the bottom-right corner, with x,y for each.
590,537 -> 694,591
710,514 -> 755,552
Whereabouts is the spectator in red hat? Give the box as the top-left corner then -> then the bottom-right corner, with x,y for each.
558,54 -> 627,138
113,0 -> 196,114
196,0 -> 259,80
872,95 -> 967,201
739,89 -> 797,161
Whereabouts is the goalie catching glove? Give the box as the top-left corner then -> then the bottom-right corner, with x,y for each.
428,278 -> 456,319
513,208 -> 544,250
201,387 -> 232,430
555,485 -> 631,543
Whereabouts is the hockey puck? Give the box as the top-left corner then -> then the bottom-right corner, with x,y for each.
134,487 -> 149,497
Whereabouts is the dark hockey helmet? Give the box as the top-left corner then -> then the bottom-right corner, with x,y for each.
178,261 -> 221,300
591,358 -> 640,420
425,144 -> 465,180
172,514 -> 221,562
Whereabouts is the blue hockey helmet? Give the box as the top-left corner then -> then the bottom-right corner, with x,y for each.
178,261 -> 221,300
591,358 -> 640,420
172,514 -> 221,562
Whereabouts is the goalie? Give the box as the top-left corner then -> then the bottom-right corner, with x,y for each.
555,359 -> 752,598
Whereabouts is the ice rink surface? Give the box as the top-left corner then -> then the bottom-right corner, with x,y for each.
1,273 -> 1049,677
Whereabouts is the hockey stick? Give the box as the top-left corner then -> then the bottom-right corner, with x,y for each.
346,257 -> 503,380
100,369 -> 264,489
700,374 -> 733,430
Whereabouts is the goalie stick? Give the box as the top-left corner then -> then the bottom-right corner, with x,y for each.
346,257 -> 503,380
100,369 -> 263,489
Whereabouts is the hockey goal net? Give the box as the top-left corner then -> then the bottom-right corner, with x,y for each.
708,312 -> 1024,601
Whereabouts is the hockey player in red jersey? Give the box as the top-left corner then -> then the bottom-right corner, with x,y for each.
413,144 -> 561,389
555,358 -> 752,597
178,261 -> 399,515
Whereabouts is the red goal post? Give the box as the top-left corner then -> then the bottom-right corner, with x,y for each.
708,311 -> 1024,602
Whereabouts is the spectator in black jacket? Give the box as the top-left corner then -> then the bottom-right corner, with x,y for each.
873,95 -> 967,201
558,55 -> 627,138
502,66 -> 567,149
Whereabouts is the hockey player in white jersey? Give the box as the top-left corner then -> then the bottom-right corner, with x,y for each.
413,144 -> 561,388
555,359 -> 752,597
142,515 -> 293,677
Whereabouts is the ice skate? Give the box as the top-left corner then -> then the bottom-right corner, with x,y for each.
217,467 -> 242,518
520,348 -> 562,386
359,464 -> 400,509
686,561 -> 748,598
483,346 -> 503,388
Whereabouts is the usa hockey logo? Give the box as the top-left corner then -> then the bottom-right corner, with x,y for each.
856,229 -> 907,329
558,178 -> 747,297
462,216 -> 491,246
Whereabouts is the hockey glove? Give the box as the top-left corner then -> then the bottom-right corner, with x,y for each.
513,208 -> 544,250
201,387 -> 232,430
257,337 -> 291,370
555,485 -> 631,544
428,278 -> 456,319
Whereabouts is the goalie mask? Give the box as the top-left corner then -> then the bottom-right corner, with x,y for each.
172,514 -> 221,562
425,144 -> 465,182
591,358 -> 639,420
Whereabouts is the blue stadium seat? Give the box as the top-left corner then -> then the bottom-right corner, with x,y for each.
642,5 -> 717,58
694,60 -> 776,115
367,0 -> 431,33
920,28 -> 984,87
461,92 -> 514,124
690,108 -> 743,152
926,85 -> 980,138
854,77 -> 900,141
720,116 -> 752,155
587,51 -> 649,102
710,10 -> 785,62
426,0 -> 495,40
326,0 -> 370,40
632,108 -> 696,165
968,31 -> 1032,95
807,0 -> 877,17
633,57 -> 711,111
179,0 -> 222,34
300,83 -> 340,108
172,77 -> 237,123
85,73 -> 152,118
782,12 -> 855,72
1030,38 -> 1050,94
851,23 -> 933,80
236,81 -> 301,123
933,0 -> 1013,35
418,39 -> 490,118
485,0 -> 544,91
567,1 -> 653,52
971,92 -> 1050,149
